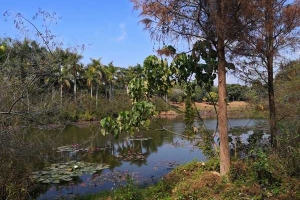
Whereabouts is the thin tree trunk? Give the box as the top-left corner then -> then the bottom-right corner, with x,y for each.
27,90 -> 30,112
96,84 -> 99,109
90,85 -> 93,98
60,83 -> 63,106
74,75 -> 77,102
217,38 -> 230,176
109,82 -> 112,101
105,84 -> 108,99
267,56 -> 277,147
52,86 -> 55,102
266,0 -> 277,148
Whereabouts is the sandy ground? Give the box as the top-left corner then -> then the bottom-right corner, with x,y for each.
160,101 -> 251,118
170,101 -> 248,110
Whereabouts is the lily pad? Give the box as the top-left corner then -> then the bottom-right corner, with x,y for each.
32,161 -> 109,184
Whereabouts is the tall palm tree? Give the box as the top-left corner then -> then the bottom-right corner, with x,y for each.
69,54 -> 83,101
89,58 -> 106,108
105,62 -> 117,101
85,65 -> 96,98
54,49 -> 83,105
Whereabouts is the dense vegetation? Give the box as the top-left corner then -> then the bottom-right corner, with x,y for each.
1,0 -> 300,199
80,61 -> 300,200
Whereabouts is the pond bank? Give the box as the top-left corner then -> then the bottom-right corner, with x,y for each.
168,101 -> 267,119
77,157 -> 300,200
36,101 -> 265,130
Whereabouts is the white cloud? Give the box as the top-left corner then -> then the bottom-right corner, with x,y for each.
116,23 -> 127,41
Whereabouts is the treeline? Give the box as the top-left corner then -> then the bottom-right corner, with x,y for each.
169,84 -> 251,103
0,38 -> 261,123
0,38 -> 146,123
1,36 -> 300,199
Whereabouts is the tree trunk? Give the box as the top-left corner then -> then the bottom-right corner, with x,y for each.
52,86 -> 55,102
217,38 -> 230,176
74,73 -> 77,102
109,82 -> 113,101
27,90 -> 30,112
90,85 -> 93,98
267,56 -> 277,147
266,0 -> 277,148
105,84 -> 108,100
60,83 -> 63,106
96,84 -> 99,109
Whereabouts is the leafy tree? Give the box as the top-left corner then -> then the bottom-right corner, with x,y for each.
105,62 -> 118,101
101,45 -> 219,161
169,86 -> 185,103
131,0 -> 254,175
191,85 -> 205,102
203,91 -> 218,103
69,54 -> 83,101
227,84 -> 249,102
85,64 -> 96,98
274,60 -> 300,175
87,58 -> 106,108
53,49 -> 83,105
234,0 -> 300,147
275,60 -> 300,120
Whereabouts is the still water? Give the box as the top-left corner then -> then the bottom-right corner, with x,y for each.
36,117 -> 266,199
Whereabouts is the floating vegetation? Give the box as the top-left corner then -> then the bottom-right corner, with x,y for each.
117,152 -> 148,161
124,137 -> 153,141
32,161 -> 109,184
56,144 -> 111,153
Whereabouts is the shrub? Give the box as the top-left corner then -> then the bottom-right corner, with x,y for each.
169,88 -> 185,103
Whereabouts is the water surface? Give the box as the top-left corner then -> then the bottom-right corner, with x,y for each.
35,117 -> 266,199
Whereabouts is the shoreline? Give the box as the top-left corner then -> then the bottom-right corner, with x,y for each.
37,101 -> 266,130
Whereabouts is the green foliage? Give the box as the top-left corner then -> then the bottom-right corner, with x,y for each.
127,77 -> 149,102
111,176 -> 143,200
203,91 -> 218,103
153,97 -> 170,112
79,156 -> 300,200
143,55 -> 172,96
58,93 -> 132,122
272,60 -> 300,177
100,101 -> 156,137
276,121 -> 300,177
184,93 -> 195,133
191,85 -> 205,102
250,149 -> 275,186
168,87 -> 185,103
227,84 -> 249,101
197,128 -> 216,158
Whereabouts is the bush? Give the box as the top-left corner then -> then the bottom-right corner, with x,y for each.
0,128 -> 50,200
169,88 -> 185,103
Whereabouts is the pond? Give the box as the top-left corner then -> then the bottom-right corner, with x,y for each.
34,117 -> 267,200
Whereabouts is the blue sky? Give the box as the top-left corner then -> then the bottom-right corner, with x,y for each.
0,0 -> 155,67
0,0 -> 241,84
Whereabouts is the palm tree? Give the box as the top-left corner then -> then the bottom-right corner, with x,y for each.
69,54 -> 83,101
122,64 -> 143,91
89,58 -> 106,108
54,49 -> 83,105
105,62 -> 117,101
85,65 -> 96,98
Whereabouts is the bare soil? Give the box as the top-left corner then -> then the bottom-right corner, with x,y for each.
166,101 -> 252,118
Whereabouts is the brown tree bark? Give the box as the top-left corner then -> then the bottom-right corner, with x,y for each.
131,0 -> 255,176
267,55 -> 277,147
217,37 -> 230,176
265,0 -> 277,147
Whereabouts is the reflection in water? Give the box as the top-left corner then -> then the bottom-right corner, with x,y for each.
34,118 -> 266,200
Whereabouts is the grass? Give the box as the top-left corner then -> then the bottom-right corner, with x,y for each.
76,154 -> 300,200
